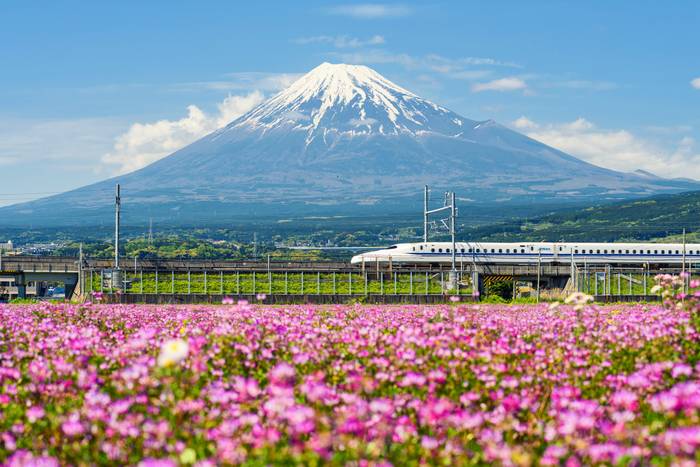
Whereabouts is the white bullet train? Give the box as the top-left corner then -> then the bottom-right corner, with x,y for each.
350,242 -> 700,265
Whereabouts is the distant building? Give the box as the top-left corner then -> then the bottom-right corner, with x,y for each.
0,241 -> 13,252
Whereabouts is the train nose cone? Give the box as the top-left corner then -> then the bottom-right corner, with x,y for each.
350,255 -> 363,264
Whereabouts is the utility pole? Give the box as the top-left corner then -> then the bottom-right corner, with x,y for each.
115,184 -> 121,270
148,217 -> 153,246
682,228 -> 687,294
536,249 -> 541,303
254,232 -> 258,259
423,185 -> 429,243
450,191 -> 457,280
79,243 -> 84,298
424,186 -> 458,289
112,184 -> 122,291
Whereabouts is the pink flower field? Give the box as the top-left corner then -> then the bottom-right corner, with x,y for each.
1,300 -> 699,465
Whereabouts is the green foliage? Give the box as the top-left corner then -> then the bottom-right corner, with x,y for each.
85,271 -> 473,296
486,281 -> 513,300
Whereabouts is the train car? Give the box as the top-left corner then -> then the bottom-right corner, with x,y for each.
350,242 -> 700,266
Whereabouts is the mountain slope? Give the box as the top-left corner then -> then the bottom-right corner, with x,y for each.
1,62 -> 697,227
465,190 -> 700,242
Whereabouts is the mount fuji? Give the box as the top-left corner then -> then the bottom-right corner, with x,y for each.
1,62 -> 697,226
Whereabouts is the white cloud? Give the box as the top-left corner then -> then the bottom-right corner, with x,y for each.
523,117 -> 700,179
554,80 -> 617,91
294,35 -> 385,48
101,91 -> 265,174
512,116 -> 539,130
691,77 -> 700,89
326,4 -> 412,18
330,49 -> 519,72
0,117 -> 124,206
472,77 -> 527,92
174,72 -> 300,93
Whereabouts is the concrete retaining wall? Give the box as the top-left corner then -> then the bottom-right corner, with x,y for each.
101,294 -> 476,305
593,295 -> 661,303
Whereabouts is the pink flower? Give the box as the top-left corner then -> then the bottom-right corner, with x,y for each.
449,295 -> 460,302
399,372 -> 426,387
137,459 -> 177,467
233,377 -> 261,399
6,451 -> 59,467
649,392 -> 679,412
671,364 -> 692,379
284,405 -> 315,435
268,362 -> 296,386
541,445 -> 568,465
660,426 -> 700,455
61,415 -> 85,437
369,398 -> 393,415
501,394 -> 521,413
26,406 -> 45,423
256,293 -> 267,301
610,390 -> 638,411
221,297 -> 234,305
421,436 -> 439,450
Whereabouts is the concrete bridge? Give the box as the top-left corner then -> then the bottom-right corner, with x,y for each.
0,254 -> 673,301
0,256 -> 81,300
0,254 -> 575,300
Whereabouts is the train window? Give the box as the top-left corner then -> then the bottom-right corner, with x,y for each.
521,249 -> 525,253
476,249 -> 480,253
661,250 -> 665,254
654,250 -> 658,254
446,248 -> 450,253
676,250 -> 680,254
491,249 -> 495,253
499,249 -> 502,253
506,249 -> 510,253
438,248 -> 443,253
412,247 -> 415,251
431,248 -> 435,253
625,250 -> 629,254
597,250 -> 600,254
604,250 -> 607,254
633,250 -> 636,254
575,249 -> 578,254
460,248 -> 464,253
419,245 -> 423,250
468,248 -> 473,253
559,246 -> 563,251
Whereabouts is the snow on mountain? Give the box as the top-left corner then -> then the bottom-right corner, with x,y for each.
1,62 -> 697,226
224,62 -> 471,139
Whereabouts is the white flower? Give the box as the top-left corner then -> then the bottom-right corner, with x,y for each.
157,338 -> 189,367
564,292 -> 594,311
650,285 -> 662,294
564,292 -> 593,305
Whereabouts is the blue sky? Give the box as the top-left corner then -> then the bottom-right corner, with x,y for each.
1,1 -> 699,205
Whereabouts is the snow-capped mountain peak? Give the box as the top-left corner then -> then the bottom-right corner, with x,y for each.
227,62 -> 473,137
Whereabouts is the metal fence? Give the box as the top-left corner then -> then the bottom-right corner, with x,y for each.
572,264 -> 695,296
84,269 -> 475,297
